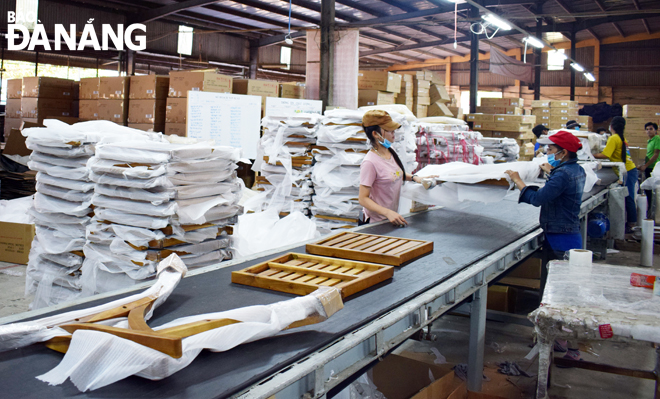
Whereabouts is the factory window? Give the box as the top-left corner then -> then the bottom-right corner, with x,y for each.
15,0 -> 39,31
547,49 -> 566,71
177,26 -> 194,56
280,47 -> 292,70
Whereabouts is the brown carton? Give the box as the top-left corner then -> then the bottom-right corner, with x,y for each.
429,84 -> 450,104
168,70 -> 233,98
549,100 -> 578,108
487,285 -> 518,313
428,101 -> 453,117
398,73 -> 414,83
129,75 -> 170,100
166,98 -> 187,124
79,100 -> 100,120
98,99 -> 128,124
358,90 -> 395,107
79,78 -> 100,100
128,99 -> 166,125
21,97 -> 73,119
623,104 -> 660,118
549,115 -> 570,124
6,99 -> 22,119
128,123 -> 164,133
22,77 -> 75,99
423,70 -> 444,85
4,118 -> 23,140
531,100 -> 551,108
7,79 -> 22,99
413,96 -> 431,106
280,82 -> 306,99
0,221 -> 35,264
414,105 -> 428,118
493,114 -> 536,124
99,77 -> 130,100
466,114 -> 495,123
547,108 -> 578,116
233,79 -> 280,108
372,354 -> 457,399
357,71 -> 402,93
447,106 -> 463,119
476,106 -> 522,115
413,79 -> 431,90
481,97 -> 524,107
165,123 -> 187,137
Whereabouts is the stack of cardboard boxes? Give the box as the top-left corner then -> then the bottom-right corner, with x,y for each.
280,82 -> 306,99
79,77 -> 100,121
233,79 -> 280,115
623,104 -> 660,148
4,79 -> 23,138
427,78 -> 453,117
531,100 -> 588,130
357,71 -> 401,108
165,69 -> 234,136
128,75 -> 170,132
98,77 -> 130,125
397,71 -> 432,117
21,77 -> 77,125
478,97 -> 524,115
395,74 -> 414,110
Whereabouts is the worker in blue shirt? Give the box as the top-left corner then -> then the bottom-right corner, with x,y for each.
532,124 -> 548,153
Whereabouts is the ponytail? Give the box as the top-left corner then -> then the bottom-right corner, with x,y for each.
611,116 -> 627,164
363,124 -> 406,177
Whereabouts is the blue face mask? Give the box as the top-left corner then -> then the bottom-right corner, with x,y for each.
378,137 -> 392,149
547,153 -> 562,167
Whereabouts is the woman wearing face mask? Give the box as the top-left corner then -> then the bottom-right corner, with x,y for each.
359,110 -> 423,226
594,116 -> 638,232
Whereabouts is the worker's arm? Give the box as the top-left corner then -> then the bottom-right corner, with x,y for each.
405,173 -> 422,183
358,185 -> 407,226
506,170 -> 567,207
639,149 -> 660,171
593,153 -> 609,159
595,136 -> 616,160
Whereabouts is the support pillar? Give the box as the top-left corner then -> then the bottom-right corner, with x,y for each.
320,0 -> 335,109
468,4 -> 479,114
533,5 -> 543,101
445,60 -> 451,87
249,42 -> 258,79
570,30 -> 576,101
467,285 -> 487,392
127,50 -> 135,76
35,50 -> 39,76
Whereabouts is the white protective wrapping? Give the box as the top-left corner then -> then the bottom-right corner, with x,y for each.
0,196 -> 34,223
36,286 -> 341,392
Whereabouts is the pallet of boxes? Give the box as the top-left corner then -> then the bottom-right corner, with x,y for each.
21,77 -> 78,126
127,75 -> 169,132
623,104 -> 660,156
165,69 -> 234,137
79,76 -> 129,126
530,100 -> 580,130
357,71 -> 401,109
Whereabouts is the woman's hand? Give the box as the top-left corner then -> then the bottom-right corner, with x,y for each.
540,163 -> 553,174
504,170 -> 520,181
386,210 -> 408,227
638,165 -> 647,172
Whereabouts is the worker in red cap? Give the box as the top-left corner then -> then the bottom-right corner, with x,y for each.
506,130 -> 586,362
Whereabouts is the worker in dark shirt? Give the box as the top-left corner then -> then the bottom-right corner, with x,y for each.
532,124 -> 549,153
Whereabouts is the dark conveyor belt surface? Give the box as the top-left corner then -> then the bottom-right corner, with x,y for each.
1,199 -> 543,399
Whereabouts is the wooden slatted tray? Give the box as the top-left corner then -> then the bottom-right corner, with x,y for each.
306,232 -> 433,266
231,253 -> 394,298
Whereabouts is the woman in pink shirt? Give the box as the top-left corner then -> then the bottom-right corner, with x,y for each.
359,110 -> 424,226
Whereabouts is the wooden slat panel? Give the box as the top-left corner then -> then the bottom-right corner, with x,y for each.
333,235 -> 372,248
341,235 -> 380,249
364,238 -> 402,253
372,239 -> 409,255
321,233 -> 357,247
353,236 -> 390,251
386,241 -> 424,255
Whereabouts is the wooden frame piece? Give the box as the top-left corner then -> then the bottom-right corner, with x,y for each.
231,253 -> 394,298
306,232 -> 433,266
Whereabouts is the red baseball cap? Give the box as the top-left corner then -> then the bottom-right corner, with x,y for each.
537,130 -> 582,153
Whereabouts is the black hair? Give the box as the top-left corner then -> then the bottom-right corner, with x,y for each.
565,120 -> 579,129
646,122 -> 659,130
363,124 -> 406,177
610,116 -> 627,164
595,127 -> 607,134
549,143 -> 578,160
532,124 -> 548,138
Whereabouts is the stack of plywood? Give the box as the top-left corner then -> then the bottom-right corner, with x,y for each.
623,104 -> 660,148
357,71 -> 401,108
128,75 -> 170,133
531,100 -> 579,130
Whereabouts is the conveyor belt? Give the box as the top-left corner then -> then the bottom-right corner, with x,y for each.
0,179 -> 614,399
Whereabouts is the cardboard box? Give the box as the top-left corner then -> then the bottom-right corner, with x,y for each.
358,90 -> 395,107
128,123 -> 164,133
98,99 -> 128,124
280,82 -> 306,99
398,73 -> 414,83
549,100 -> 578,108
430,84 -> 450,104
232,79 -> 280,108
168,70 -> 233,98
623,104 -> 660,118
166,98 -> 187,124
129,75 -> 169,100
372,354 -> 457,399
413,79 -> 431,90
22,77 -> 75,99
424,70 -> 444,85
165,123 -> 187,137
399,70 -> 425,80
531,100 -> 551,108
358,71 -> 402,93
428,101 -> 453,117
21,116 -> 79,126
520,142 -> 535,156
549,115 -> 570,124
476,106 -> 522,115
79,100 -> 99,120
488,285 -> 517,313
466,114 -> 495,123
508,257 -> 542,279
20,97 -> 73,119
486,122 -> 529,132
493,114 -> 535,124
481,97 -> 524,107
7,79 -> 22,99
6,99 -> 22,119
99,76 -> 130,100
4,126 -> 30,156
414,105 -> 428,118
128,99 -> 166,125
414,96 -> 431,106
447,106 -> 463,119
0,221 -> 35,264
79,77 -> 100,100
3,118 -> 23,140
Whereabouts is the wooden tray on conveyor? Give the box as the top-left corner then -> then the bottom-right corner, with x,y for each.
306,232 -> 433,266
231,253 -> 393,298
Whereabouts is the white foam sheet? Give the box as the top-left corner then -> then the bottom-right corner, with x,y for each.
87,157 -> 169,179
0,254 -> 186,352
36,172 -> 95,192
93,207 -> 170,230
87,223 -> 166,248
92,194 -> 178,217
95,141 -> 241,164
94,184 -> 174,205
0,196 -> 34,223
89,170 -> 174,189
33,192 -> 91,217
28,159 -> 90,181
36,286 -> 340,392
29,208 -> 90,226
35,182 -> 93,203
26,143 -> 95,158
33,226 -> 86,254
30,151 -> 89,168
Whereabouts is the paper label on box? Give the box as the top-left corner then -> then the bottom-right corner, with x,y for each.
93,90 -> 99,94
147,89 -> 153,93
167,106 -> 172,109
115,90 -> 122,95
63,92 -> 70,96
146,114 -> 153,118
192,87 -> 200,91
114,114 -> 121,118
62,112 -> 69,116
599,324 -> 613,339
93,113 -> 98,117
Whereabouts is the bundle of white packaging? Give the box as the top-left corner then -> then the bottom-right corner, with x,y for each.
22,120 -> 159,309
480,137 -> 520,163
82,137 -> 244,296
415,120 -> 483,170
249,114 -> 319,215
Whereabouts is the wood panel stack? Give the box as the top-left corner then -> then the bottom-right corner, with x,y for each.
4,79 -> 23,139
79,77 -> 100,121
21,77 -> 77,126
98,77 -> 130,126
531,100 -> 579,130
128,75 -> 170,133
623,105 -> 660,148
165,69 -> 234,137
357,71 -> 401,108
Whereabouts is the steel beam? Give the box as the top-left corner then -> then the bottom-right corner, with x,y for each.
570,30 -> 576,101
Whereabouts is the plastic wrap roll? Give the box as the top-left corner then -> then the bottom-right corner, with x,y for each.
641,219 -> 655,267
568,249 -> 592,267
637,194 -> 648,226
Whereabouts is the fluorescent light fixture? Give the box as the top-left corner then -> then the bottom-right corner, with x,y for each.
523,36 -> 545,48
16,0 -> 39,31
177,26 -> 193,56
584,72 -> 596,82
482,14 -> 512,31
280,46 -> 292,70
570,63 -> 584,72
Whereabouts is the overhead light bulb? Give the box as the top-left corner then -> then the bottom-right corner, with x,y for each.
584,72 -> 596,82
570,63 -> 584,72
523,36 -> 545,48
482,14 -> 512,30
284,33 -> 293,45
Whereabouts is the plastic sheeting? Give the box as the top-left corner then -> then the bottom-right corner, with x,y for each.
0,196 -> 34,223
416,123 -> 483,168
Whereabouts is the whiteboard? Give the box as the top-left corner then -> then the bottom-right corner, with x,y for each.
186,91 -> 262,159
265,97 -> 323,117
